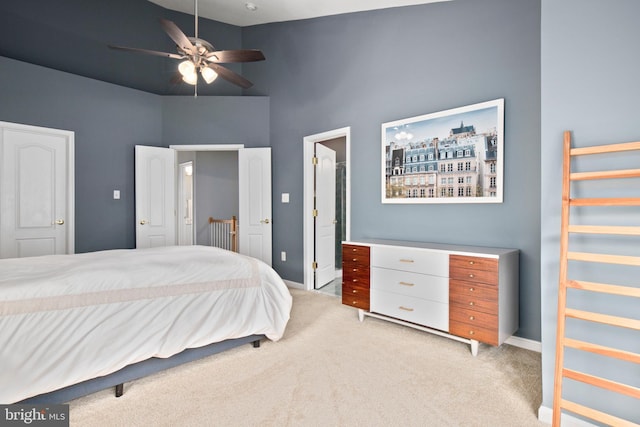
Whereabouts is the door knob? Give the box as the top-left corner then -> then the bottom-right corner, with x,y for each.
55,219 -> 65,225
140,220 -> 147,225
260,218 -> 270,224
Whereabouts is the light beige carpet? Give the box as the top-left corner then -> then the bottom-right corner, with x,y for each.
69,288 -> 545,426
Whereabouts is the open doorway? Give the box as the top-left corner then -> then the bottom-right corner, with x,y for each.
303,127 -> 351,296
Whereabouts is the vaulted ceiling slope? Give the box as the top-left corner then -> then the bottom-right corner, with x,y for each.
0,0 -> 448,96
148,0 -> 451,27
0,0 -> 242,96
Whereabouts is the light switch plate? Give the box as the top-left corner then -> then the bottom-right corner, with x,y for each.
281,193 -> 289,203
113,190 -> 120,200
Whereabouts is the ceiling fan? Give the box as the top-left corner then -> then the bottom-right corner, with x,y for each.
108,0 -> 264,94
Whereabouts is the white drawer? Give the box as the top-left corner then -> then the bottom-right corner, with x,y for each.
371,267 -> 448,303
371,246 -> 449,277
370,290 -> 449,331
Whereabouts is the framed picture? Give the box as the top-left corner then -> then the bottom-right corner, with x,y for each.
381,98 -> 504,204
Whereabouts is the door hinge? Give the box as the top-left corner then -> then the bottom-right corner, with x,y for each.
312,209 -> 318,217
312,156 -> 318,165
312,261 -> 318,270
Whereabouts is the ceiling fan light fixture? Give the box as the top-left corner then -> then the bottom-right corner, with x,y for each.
178,60 -> 196,77
201,66 -> 218,84
245,2 -> 258,12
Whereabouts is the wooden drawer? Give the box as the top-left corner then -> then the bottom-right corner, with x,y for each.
449,308 -> 498,346
449,287 -> 498,315
343,244 -> 370,266
343,268 -> 370,288
449,279 -> 497,303
371,266 -> 448,303
450,255 -> 498,272
449,255 -> 498,285
372,246 -> 448,277
342,285 -> 370,310
371,290 -> 449,331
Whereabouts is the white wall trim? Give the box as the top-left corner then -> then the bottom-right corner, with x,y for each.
302,127 -> 351,291
538,405 -> 597,427
169,144 -> 244,151
284,280 -> 304,290
505,336 -> 541,353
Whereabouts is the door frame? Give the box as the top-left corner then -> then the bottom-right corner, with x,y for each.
303,127 -> 351,291
0,121 -> 75,255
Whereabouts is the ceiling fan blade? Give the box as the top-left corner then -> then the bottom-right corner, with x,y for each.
208,63 -> 253,89
205,49 -> 265,63
159,18 -> 196,55
108,45 -> 185,59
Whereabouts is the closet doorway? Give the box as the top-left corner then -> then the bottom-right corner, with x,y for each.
303,127 -> 351,294
0,121 -> 75,259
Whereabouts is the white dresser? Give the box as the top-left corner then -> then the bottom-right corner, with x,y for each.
342,239 -> 519,356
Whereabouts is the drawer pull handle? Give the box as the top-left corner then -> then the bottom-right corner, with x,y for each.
469,330 -> 475,335
398,281 -> 415,287
469,261 -> 475,265
352,301 -> 358,305
352,268 -> 358,272
469,274 -> 474,278
352,279 -> 358,282
352,258 -> 357,262
469,302 -> 474,306
352,248 -> 357,252
399,259 -> 414,263
352,289 -> 357,293
469,287 -> 475,292
469,316 -> 475,321
399,306 -> 414,312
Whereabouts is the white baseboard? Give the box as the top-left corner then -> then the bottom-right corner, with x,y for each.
538,405 -> 596,427
284,280 -> 304,290
505,335 -> 541,353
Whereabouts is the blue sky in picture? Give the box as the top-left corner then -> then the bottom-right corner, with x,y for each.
384,104 -> 499,144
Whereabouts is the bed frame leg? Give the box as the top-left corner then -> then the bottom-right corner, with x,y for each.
252,339 -> 260,348
115,383 -> 124,397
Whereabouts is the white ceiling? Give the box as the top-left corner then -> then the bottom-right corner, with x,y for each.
147,0 -> 451,27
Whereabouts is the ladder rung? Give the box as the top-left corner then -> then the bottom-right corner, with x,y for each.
570,168 -> 640,181
565,308 -> 640,330
564,338 -> 640,364
570,197 -> 640,207
568,225 -> 640,236
568,251 -> 640,266
563,368 -> 640,399
561,399 -> 639,427
567,280 -> 640,298
570,141 -> 640,156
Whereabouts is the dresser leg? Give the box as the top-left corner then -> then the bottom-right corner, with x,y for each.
470,340 -> 479,356
358,309 -> 365,322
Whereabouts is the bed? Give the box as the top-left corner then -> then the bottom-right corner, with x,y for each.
0,245 -> 292,404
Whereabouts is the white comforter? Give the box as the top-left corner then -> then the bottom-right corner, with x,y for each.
0,245 -> 292,403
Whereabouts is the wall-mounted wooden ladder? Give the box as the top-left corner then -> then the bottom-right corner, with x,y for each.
553,131 -> 640,426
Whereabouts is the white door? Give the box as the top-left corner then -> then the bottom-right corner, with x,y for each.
238,147 -> 272,265
0,122 -> 74,259
314,144 -> 336,288
135,145 -> 176,248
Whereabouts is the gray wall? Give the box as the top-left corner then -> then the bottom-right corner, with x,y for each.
540,0 -> 640,421
0,56 -> 163,253
244,0 -> 542,341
